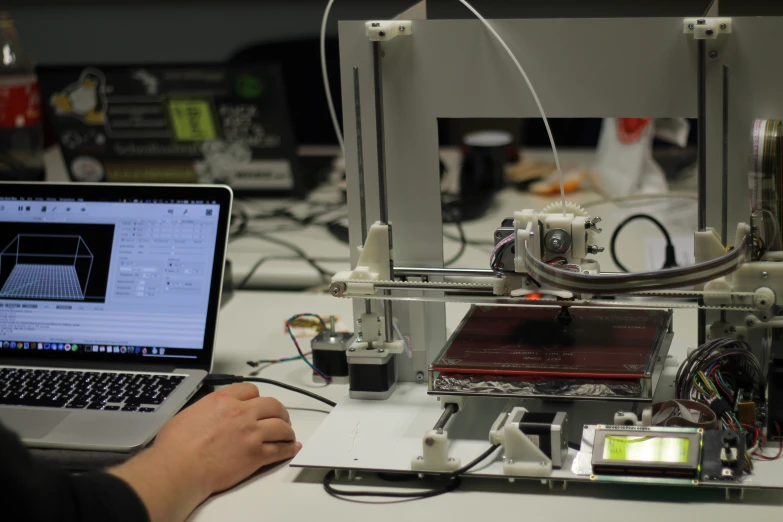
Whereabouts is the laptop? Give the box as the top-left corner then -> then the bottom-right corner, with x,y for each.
0,182 -> 232,451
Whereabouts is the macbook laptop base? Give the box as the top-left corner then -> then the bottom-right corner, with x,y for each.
0,183 -> 231,452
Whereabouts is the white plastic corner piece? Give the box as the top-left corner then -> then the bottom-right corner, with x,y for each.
683,17 -> 732,39
365,20 -> 413,41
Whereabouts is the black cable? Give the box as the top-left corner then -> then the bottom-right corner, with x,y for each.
248,234 -> 336,281
236,255 -> 349,290
609,213 -> 677,272
323,444 -> 500,501
204,374 -> 337,407
230,207 -> 250,239
444,220 -> 468,267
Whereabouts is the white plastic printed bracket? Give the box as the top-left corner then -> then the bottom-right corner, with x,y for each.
683,18 -> 732,40
411,429 -> 461,472
489,407 -> 552,477
330,222 -> 390,294
366,21 -> 413,41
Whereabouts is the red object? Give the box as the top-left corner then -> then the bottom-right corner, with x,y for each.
616,118 -> 652,144
754,422 -> 783,461
432,307 -> 671,380
0,81 -> 41,128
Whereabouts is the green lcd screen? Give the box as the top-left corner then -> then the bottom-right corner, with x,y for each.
602,436 -> 690,463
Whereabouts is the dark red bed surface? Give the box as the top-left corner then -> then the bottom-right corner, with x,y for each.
431,307 -> 672,380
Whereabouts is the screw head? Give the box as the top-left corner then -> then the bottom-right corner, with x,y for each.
497,262 -> 505,270
688,23 -> 695,29
416,372 -> 425,381
399,25 -> 406,31
746,319 -> 754,327
709,51 -> 718,59
425,437 -> 435,446
495,231 -> 503,239
706,29 -> 714,36
545,229 -> 571,254
697,19 -> 705,24
417,456 -> 423,460
507,459 -> 514,464
540,461 -> 547,466
720,23 -> 727,29
378,31 -> 386,37
378,348 -> 385,353
348,347 -> 356,352
762,271 -> 769,279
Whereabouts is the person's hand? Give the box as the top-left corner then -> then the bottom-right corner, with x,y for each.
110,383 -> 301,522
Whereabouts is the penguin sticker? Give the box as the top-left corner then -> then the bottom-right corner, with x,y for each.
50,68 -> 107,125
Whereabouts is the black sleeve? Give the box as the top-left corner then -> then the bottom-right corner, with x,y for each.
0,422 -> 150,522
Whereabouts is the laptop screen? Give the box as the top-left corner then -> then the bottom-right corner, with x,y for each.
0,184 -> 231,369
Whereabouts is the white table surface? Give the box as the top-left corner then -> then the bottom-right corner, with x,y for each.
193,291 -> 783,522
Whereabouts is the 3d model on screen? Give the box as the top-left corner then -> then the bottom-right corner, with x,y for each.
0,234 -> 94,301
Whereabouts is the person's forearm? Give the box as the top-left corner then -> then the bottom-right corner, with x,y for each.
109,446 -> 209,522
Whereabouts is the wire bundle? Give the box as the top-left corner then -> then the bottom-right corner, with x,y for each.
675,338 -> 767,471
546,257 -> 581,273
489,234 -> 515,271
675,338 -> 764,401
247,352 -> 310,370
285,313 -> 331,381
751,422 -> 783,461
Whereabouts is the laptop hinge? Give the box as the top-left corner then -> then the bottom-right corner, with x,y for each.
0,358 -> 177,373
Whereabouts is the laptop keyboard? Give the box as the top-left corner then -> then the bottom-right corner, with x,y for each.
0,368 -> 186,412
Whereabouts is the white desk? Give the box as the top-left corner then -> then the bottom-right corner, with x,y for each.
193,291 -> 783,522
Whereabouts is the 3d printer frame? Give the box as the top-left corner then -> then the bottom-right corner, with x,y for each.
292,15 -> 783,494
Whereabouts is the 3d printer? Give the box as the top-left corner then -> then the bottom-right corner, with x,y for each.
294,11 -> 783,496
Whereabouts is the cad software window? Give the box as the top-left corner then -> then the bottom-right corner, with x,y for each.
0,200 -> 219,351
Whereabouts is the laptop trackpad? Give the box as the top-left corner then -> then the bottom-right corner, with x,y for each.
0,409 -> 69,439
